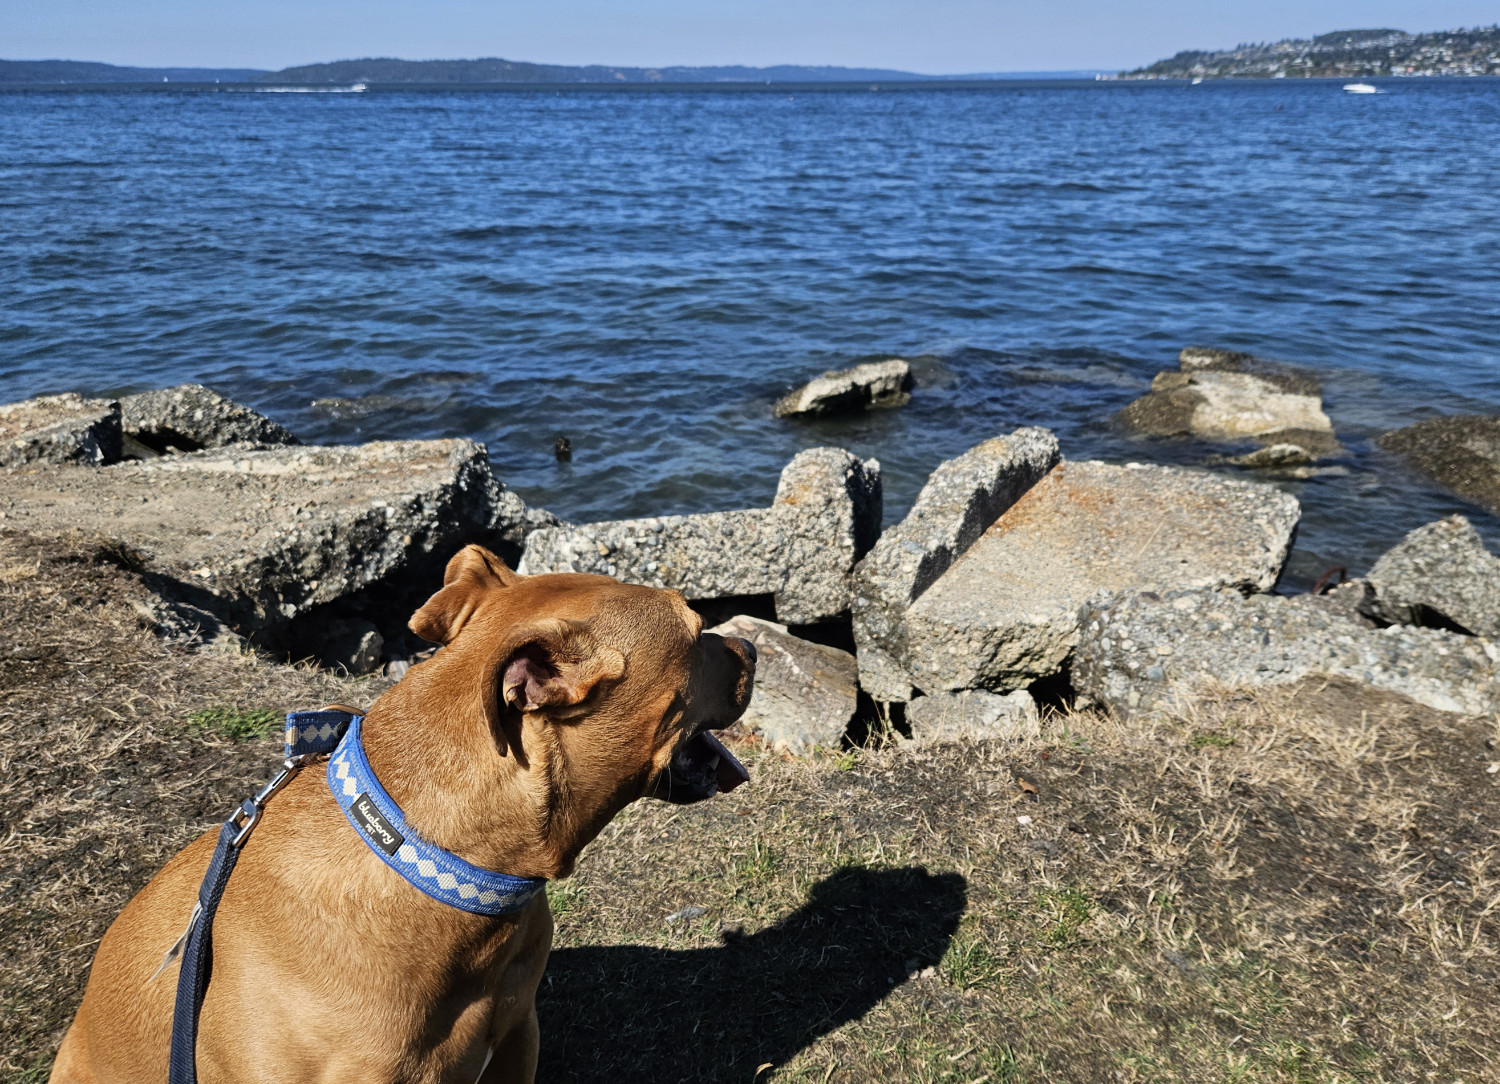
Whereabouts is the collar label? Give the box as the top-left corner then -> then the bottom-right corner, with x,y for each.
352,793 -> 405,855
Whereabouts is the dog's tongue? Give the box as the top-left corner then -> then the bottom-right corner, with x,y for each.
701,731 -> 749,793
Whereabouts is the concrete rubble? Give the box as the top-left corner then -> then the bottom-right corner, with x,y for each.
1379,415 -> 1500,515
1120,347 -> 1338,456
520,447 -> 881,624
710,615 -> 858,755
904,689 -> 1040,746
861,457 -> 1299,699
1073,586 -> 1500,720
0,393 -> 122,468
774,359 -> 912,418
1365,515 -> 1500,637
0,439 -> 545,644
851,427 -> 1061,701
121,383 -> 298,452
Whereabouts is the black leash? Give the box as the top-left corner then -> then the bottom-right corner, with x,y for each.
166,755 -> 310,1084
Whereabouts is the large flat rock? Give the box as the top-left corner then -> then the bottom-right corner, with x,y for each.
0,393 -> 122,467
1074,587 -> 1500,720
887,460 -> 1300,694
851,427 -> 1060,701
0,440 -> 526,636
1378,415 -> 1500,514
710,615 -> 857,755
1366,515 -> 1500,637
520,447 -> 880,624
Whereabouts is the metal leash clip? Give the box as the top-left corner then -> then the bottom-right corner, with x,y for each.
229,754 -> 313,848
150,753 -> 316,983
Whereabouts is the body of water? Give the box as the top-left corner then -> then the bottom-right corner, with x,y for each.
3,79 -> 1499,588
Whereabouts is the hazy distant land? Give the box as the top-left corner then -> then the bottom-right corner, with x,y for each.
0,57 -> 1100,85
1120,26 -> 1500,79
5,24 -> 1498,87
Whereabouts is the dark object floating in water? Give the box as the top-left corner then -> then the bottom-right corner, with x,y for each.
554,436 -> 573,461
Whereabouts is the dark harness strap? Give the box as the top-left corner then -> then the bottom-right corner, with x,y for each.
167,816 -> 245,1084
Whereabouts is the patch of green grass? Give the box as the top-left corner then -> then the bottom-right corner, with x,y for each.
941,928 -> 1003,990
547,882 -> 589,922
1189,731 -> 1236,749
733,840 -> 780,886
1035,887 -> 1092,948
185,706 -> 282,741
977,1044 -> 1025,1082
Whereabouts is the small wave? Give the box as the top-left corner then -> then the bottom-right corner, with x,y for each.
253,84 -> 367,94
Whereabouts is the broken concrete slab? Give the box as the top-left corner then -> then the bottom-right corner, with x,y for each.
710,615 -> 857,756
0,393 -> 122,467
519,447 -> 881,624
774,359 -> 913,418
1378,415 -> 1500,514
904,689 -> 1040,746
121,383 -> 298,452
0,439 -> 528,639
1365,515 -> 1500,637
882,461 -> 1300,695
1073,587 -> 1500,720
851,427 -> 1060,701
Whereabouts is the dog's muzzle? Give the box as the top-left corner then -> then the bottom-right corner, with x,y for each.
649,634 -> 755,804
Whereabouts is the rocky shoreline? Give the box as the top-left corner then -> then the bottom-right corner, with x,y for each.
5,354 -> 1500,755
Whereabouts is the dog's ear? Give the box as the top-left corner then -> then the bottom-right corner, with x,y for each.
409,545 -> 519,645
497,619 -> 626,713
483,619 -> 626,756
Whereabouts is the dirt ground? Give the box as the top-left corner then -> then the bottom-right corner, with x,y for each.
2,530 -> 1497,1083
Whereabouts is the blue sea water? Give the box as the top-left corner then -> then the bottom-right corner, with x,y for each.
2,79 -> 1499,589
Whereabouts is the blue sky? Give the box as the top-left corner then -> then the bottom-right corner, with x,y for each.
5,1 -> 1496,73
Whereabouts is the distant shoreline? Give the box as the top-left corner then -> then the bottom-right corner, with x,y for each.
3,75 -> 1496,96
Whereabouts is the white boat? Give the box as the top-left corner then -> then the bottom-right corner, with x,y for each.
1343,83 -> 1379,94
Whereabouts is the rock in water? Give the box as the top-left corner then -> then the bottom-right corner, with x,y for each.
0,439 -> 532,638
1177,347 -> 1321,395
1120,347 -> 1337,456
0,393 -> 122,467
774,359 -> 913,418
904,689 -> 1040,746
710,615 -> 857,755
1074,587 -> 1500,719
1365,515 -> 1500,637
1378,415 -> 1500,514
520,447 -> 881,624
871,460 -> 1299,695
121,384 -> 297,452
851,427 -> 1061,701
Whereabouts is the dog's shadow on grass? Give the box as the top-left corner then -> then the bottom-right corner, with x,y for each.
537,866 -> 967,1083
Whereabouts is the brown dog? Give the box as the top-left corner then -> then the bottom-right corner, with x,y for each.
51,545 -> 755,1083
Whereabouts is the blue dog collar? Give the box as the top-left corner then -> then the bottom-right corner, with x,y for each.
283,710 -> 546,916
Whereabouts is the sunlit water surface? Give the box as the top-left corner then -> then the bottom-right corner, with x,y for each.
3,79 -> 1499,588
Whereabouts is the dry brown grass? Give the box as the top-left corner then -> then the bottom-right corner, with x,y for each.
2,530 -> 1497,1082
539,684 -> 1499,1083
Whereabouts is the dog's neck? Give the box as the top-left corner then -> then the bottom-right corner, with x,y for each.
349,654 -> 608,883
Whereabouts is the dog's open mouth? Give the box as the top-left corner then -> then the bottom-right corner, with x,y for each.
651,730 -> 749,804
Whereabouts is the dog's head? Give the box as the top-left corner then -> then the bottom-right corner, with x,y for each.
408,545 -> 756,817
